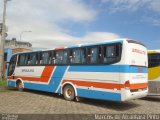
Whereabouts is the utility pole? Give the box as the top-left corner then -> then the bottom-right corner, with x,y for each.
0,0 -> 10,80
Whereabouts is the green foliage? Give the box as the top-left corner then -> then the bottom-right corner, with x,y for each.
0,79 -> 7,87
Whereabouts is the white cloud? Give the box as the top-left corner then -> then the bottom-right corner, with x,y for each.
149,0 -> 160,13
27,31 -> 120,49
0,0 -> 120,49
0,0 -> 99,48
101,0 -> 150,12
76,32 -> 120,43
6,0 -> 96,22
101,0 -> 160,13
100,0 -> 160,27
142,16 -> 160,27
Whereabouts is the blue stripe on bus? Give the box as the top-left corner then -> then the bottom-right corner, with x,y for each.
68,65 -> 148,73
7,80 -> 16,87
23,66 -> 68,92
50,66 -> 68,92
57,87 -> 62,94
77,88 -> 121,101
68,45 -> 79,48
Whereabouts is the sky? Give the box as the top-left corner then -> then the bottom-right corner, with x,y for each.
0,0 -> 160,49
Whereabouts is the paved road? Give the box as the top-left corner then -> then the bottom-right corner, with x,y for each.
0,89 -> 160,120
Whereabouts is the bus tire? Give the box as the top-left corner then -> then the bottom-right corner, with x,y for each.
16,80 -> 23,92
63,84 -> 75,101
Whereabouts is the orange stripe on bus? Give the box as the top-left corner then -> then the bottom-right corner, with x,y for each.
8,66 -> 55,83
62,80 -> 123,90
62,80 -> 147,91
130,83 -> 148,90
54,47 -> 65,50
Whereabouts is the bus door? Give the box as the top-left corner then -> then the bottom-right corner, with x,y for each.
8,55 -> 17,79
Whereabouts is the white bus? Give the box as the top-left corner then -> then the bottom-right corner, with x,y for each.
7,39 -> 148,101
148,50 -> 160,95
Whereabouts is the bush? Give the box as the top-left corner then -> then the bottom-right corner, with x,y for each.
0,79 -> 7,87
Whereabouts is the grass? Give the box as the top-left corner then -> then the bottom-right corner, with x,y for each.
0,79 -> 9,92
0,79 -> 7,87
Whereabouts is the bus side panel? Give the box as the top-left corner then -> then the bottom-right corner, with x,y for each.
8,66 -> 68,93
61,65 -> 121,101
24,66 -> 68,92
77,88 -> 121,101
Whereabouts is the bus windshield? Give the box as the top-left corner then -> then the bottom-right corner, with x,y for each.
148,53 -> 160,68
8,55 -> 17,76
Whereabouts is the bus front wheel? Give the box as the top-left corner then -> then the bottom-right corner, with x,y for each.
16,81 -> 23,91
63,85 -> 75,101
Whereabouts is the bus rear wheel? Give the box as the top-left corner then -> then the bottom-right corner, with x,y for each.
63,85 -> 75,101
16,81 -> 23,91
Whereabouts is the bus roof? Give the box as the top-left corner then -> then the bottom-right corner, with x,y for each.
72,39 -> 124,47
148,50 -> 160,54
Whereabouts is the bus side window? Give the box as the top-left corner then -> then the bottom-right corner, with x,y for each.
69,49 -> 73,63
42,52 -> 49,64
55,50 -> 68,64
27,54 -> 32,65
23,54 -> 29,65
55,51 -> 62,64
39,52 -> 42,64
103,44 -> 120,64
18,54 -> 25,65
81,48 -> 86,64
63,51 -> 68,64
30,53 -> 38,65
52,51 -> 55,64
87,47 -> 99,64
70,49 -> 81,64
69,48 -> 86,64
48,51 -> 52,64
39,51 -> 52,65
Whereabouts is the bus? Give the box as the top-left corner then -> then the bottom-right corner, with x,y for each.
148,50 -> 160,95
7,39 -> 148,101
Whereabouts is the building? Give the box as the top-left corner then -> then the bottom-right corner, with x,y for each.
5,38 -> 32,49
3,38 -> 32,78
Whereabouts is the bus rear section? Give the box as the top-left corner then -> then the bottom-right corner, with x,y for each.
148,50 -> 160,96
120,40 -> 148,101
